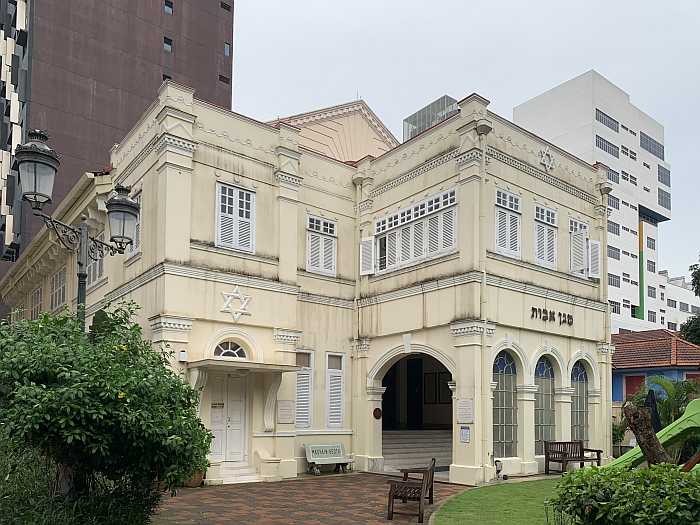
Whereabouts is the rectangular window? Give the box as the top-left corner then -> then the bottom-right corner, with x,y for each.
216,183 -> 255,253
219,74 -> 230,84
224,42 -> 231,57
128,194 -> 141,254
658,165 -> 671,187
30,287 -> 42,320
667,298 -> 677,308
608,273 -> 620,288
647,237 -> 656,250
220,1 -> 232,10
621,145 -> 629,156
629,175 -> 637,186
608,221 -> 620,235
326,354 -> 344,428
87,233 -> 105,287
375,189 -> 456,272
534,206 -> 557,268
496,190 -> 520,212
625,375 -> 645,399
607,245 -> 620,260
50,268 -> 66,310
680,302 -> 689,313
640,131 -> 665,160
621,171 -> 629,181
648,310 -> 656,323
295,352 -> 313,429
495,207 -> 520,259
607,168 -> 619,184
607,194 -> 620,210
692,305 -> 700,315
658,188 -> 671,211
630,150 -> 637,161
648,286 -> 656,299
668,322 -> 678,331
163,36 -> 173,53
595,109 -> 619,132
647,260 -> 656,273
609,300 -> 621,314
307,216 -> 337,276
596,135 -> 619,158
164,0 -> 173,14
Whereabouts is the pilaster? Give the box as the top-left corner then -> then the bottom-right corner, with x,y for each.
516,384 -> 539,474
554,387 -> 574,441
275,123 -> 302,285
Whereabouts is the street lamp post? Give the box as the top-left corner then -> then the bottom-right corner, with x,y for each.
15,130 -> 140,330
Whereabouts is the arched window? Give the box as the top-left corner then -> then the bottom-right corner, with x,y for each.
493,351 -> 518,457
214,341 -> 247,359
534,357 -> 555,455
571,361 -> 589,444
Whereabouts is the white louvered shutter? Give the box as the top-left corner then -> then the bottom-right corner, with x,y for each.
413,221 -> 424,258
296,368 -> 312,429
217,184 -> 236,248
359,237 -> 374,275
442,208 -> 455,249
327,368 -> 343,428
496,208 -> 508,251
508,213 -> 520,254
235,190 -> 255,252
387,231 -> 397,267
322,236 -> 336,274
307,232 -> 321,272
400,226 -> 412,262
535,222 -> 546,263
546,228 -> 556,266
428,215 -> 440,253
570,231 -> 586,274
588,240 -> 601,279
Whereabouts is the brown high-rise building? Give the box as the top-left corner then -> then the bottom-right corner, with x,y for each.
0,0 -> 234,269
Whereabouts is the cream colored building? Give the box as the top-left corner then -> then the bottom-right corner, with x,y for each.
0,82 -> 614,486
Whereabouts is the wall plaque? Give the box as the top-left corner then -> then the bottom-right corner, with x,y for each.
277,400 -> 295,424
460,426 -> 471,443
456,398 -> 474,424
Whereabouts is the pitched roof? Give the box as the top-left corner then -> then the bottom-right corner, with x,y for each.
612,329 -> 700,370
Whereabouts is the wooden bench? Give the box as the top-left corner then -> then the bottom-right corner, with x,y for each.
544,441 -> 603,474
387,458 -> 435,523
303,443 -> 352,476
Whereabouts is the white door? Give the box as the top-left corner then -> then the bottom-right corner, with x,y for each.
208,374 -> 247,463
225,375 -> 245,462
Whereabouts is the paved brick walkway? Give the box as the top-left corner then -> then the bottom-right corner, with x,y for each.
154,473 -> 468,524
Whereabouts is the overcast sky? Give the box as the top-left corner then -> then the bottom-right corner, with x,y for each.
232,1 -> 699,279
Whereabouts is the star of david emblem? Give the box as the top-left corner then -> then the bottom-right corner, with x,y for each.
221,286 -> 251,322
539,146 -> 556,172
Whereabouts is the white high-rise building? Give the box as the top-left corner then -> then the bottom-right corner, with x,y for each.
514,70 -> 699,333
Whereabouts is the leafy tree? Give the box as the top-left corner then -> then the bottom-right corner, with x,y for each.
680,315 -> 700,346
0,304 -> 211,521
690,263 -> 700,297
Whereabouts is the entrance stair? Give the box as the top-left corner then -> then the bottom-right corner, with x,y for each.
382,429 -> 452,472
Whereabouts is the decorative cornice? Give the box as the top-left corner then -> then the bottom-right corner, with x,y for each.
149,314 -> 193,332
450,320 -> 496,337
357,199 -> 373,213
273,328 -> 303,345
297,292 -> 354,309
369,148 -> 459,198
597,343 -> 615,355
486,146 -> 597,204
455,148 -> 482,168
366,385 -> 387,401
555,387 -> 575,398
275,171 -> 303,186
353,337 -> 371,356
155,133 -> 197,156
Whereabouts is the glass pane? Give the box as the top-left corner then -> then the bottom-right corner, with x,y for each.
328,355 -> 342,370
296,352 -> 311,368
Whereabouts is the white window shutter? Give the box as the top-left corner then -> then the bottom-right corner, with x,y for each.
413,221 -> 424,258
546,228 -> 556,266
235,190 -> 255,252
508,213 -> 520,254
400,226 -> 412,262
570,230 -> 586,274
535,222 -> 546,263
359,237 -> 374,275
428,215 -> 440,253
216,184 -> 235,248
295,369 -> 312,429
327,370 -> 343,428
442,208 -> 455,249
496,209 -> 508,250
387,231 -> 397,267
307,232 -> 321,272
588,239 -> 601,279
322,236 -> 336,274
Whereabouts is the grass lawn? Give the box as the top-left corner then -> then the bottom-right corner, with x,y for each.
435,478 -> 560,525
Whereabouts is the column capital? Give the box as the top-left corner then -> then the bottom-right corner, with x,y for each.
516,384 -> 538,401
554,387 -> 575,403
448,381 -> 457,400
352,337 -> 371,358
367,386 -> 386,402
273,328 -> 303,346
149,314 -> 192,344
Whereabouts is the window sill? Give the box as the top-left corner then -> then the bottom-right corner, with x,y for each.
86,276 -> 108,295
298,269 -> 354,286
487,251 -> 597,286
191,240 -> 278,266
124,250 -> 142,268
372,249 -> 459,279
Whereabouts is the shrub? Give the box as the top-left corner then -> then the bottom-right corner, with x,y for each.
0,304 -> 211,523
548,464 -> 700,524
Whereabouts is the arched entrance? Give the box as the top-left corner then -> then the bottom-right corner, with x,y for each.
380,354 -> 453,472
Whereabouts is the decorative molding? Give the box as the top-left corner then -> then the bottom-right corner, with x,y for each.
369,148 -> 459,198
264,374 -> 283,432
366,386 -> 387,402
597,343 -> 615,355
486,146 -> 597,204
221,286 -> 252,322
297,292 -> 354,309
357,199 -> 373,213
275,170 -> 303,187
353,337 -> 371,355
450,320 -> 496,337
273,328 -> 303,345
516,384 -> 539,401
155,133 -> 197,156
538,146 -> 556,172
447,381 -> 457,400
554,387 -> 575,398
455,149 -> 482,168
150,314 -> 193,332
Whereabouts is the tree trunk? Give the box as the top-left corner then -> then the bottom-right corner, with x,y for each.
623,403 -> 672,465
